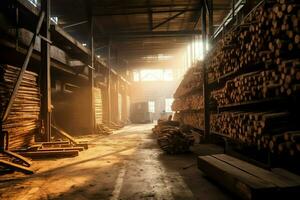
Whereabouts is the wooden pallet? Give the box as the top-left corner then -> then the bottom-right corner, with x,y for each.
14,140 -> 85,159
198,154 -> 300,200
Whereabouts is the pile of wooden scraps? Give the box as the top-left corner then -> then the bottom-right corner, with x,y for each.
109,121 -> 124,130
153,120 -> 195,154
96,124 -> 113,135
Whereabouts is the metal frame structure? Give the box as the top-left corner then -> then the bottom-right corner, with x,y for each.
40,0 -> 52,142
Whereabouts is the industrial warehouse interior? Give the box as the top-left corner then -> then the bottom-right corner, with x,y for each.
0,0 -> 300,199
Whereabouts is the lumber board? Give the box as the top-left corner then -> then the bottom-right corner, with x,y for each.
17,150 -> 79,159
37,147 -> 84,152
51,125 -> 77,144
0,159 -> 33,174
271,168 -> 300,185
198,155 -> 276,200
212,154 -> 299,188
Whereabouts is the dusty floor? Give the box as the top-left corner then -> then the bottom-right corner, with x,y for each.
0,124 -> 234,200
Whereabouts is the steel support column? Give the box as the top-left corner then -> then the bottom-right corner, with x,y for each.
89,15 -> 95,133
201,4 -> 210,139
107,40 -> 112,125
208,0 -> 214,39
40,0 -> 51,142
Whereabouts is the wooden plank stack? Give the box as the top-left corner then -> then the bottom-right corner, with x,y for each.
93,87 -> 114,134
152,120 -> 195,154
172,62 -> 204,130
207,0 -> 300,167
0,64 -> 40,150
94,87 -> 103,126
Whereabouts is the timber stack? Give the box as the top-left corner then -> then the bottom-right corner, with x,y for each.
0,64 -> 40,150
152,120 -> 195,154
207,0 -> 300,167
172,62 -> 204,130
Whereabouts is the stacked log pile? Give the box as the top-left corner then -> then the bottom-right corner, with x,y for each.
180,112 -> 204,130
207,1 -> 300,83
172,94 -> 203,111
0,64 -> 40,150
207,0 -> 300,166
211,62 -> 300,106
173,63 -> 203,98
210,111 -> 300,157
172,62 -> 204,130
152,120 -> 194,154
210,111 -> 291,143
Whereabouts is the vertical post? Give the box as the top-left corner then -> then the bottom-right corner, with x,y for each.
194,35 -> 197,61
41,0 -> 51,142
15,0 -> 19,50
117,77 -> 120,122
89,15 -> 95,133
107,39 -> 111,125
189,37 -> 193,67
201,3 -> 210,140
208,0 -> 214,40
0,123 -> 4,150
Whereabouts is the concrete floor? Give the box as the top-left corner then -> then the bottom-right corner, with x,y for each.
0,124 -> 234,200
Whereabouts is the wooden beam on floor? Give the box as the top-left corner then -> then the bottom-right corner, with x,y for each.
198,154 -> 300,200
17,150 -> 79,159
0,159 -> 33,174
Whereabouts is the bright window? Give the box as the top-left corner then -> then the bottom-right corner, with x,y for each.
148,101 -> 155,113
163,69 -> 173,81
165,98 -> 174,113
140,69 -> 163,81
133,69 -> 173,82
133,71 -> 140,82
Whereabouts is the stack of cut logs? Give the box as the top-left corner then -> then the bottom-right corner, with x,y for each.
210,111 -> 291,143
172,94 -> 203,111
207,0 -> 300,163
152,120 -> 195,154
172,62 -> 204,130
0,64 -> 40,150
211,62 -> 300,106
180,112 -> 204,130
210,111 -> 299,157
207,0 -> 300,83
173,63 -> 203,98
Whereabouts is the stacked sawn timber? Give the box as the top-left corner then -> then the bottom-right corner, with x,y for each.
152,120 -> 195,154
208,0 -> 300,162
172,62 -> 204,130
0,64 -> 40,150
